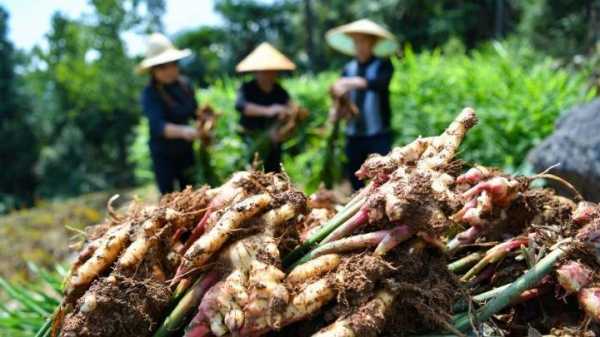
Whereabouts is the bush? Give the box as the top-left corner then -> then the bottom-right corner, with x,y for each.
130,41 -> 594,192
391,40 -> 595,171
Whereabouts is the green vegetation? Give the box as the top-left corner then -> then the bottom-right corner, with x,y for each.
2,0 -> 600,212
0,0 -> 164,213
129,41 -> 595,192
390,41 -> 595,170
0,264 -> 65,337
0,7 -> 38,212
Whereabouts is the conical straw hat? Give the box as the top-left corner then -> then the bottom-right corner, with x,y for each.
137,33 -> 191,74
236,42 -> 296,73
326,19 -> 398,57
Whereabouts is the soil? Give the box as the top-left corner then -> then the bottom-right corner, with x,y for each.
270,312 -> 332,337
61,274 -> 171,337
363,168 -> 457,240
316,242 -> 457,337
349,293 -> 390,337
382,243 -> 458,336
332,253 -> 396,316
479,187 -> 571,244
61,219 -> 177,337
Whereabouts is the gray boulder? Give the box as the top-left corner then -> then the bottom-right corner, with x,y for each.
527,98 -> 600,201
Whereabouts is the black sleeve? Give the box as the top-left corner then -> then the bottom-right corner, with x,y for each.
235,84 -> 247,113
279,84 -> 290,104
141,87 -> 167,138
188,81 -> 198,118
179,77 -> 198,118
366,58 -> 394,91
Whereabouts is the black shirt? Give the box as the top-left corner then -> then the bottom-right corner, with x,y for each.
342,56 -> 394,136
141,78 -> 197,156
235,79 -> 290,131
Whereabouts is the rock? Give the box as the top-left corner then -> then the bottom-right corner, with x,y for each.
527,99 -> 600,202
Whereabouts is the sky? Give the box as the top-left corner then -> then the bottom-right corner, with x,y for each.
1,0 -> 223,55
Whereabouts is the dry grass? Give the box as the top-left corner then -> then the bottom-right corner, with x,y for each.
0,185 -> 158,282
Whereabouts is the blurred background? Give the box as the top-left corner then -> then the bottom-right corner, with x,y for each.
1,0 -> 600,279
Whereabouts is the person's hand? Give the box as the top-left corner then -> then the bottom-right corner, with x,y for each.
332,77 -> 367,98
328,106 -> 339,123
181,126 -> 200,141
268,104 -> 290,120
331,78 -> 349,98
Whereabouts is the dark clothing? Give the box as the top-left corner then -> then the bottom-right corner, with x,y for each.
235,79 -> 290,172
345,133 -> 392,190
342,57 -> 394,137
141,78 -> 197,194
235,79 -> 290,131
151,150 -> 195,194
142,78 -> 198,155
252,140 -> 281,173
342,56 -> 394,190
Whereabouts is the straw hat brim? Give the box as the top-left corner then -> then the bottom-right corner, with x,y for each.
326,20 -> 398,57
236,42 -> 296,73
136,48 -> 192,74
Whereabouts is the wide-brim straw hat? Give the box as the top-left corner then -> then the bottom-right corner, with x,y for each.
136,33 -> 192,74
326,19 -> 398,57
236,42 -> 296,73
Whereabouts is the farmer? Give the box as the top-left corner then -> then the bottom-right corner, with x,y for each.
138,33 -> 199,194
235,42 -> 296,172
327,19 -> 397,190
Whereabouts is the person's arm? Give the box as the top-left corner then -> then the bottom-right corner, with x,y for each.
235,85 -> 287,119
164,123 -> 198,141
332,64 -> 366,97
364,59 -> 393,91
331,77 -> 366,97
332,59 -> 394,96
243,103 -> 279,118
142,88 -> 198,141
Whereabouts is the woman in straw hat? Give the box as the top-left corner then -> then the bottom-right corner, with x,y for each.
235,42 -> 296,172
327,19 -> 397,190
138,33 -> 200,194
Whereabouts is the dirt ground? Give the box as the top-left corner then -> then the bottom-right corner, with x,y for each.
0,185 -> 158,281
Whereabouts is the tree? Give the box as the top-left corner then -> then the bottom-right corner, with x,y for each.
206,0 -> 521,73
518,0 -> 600,58
140,0 -> 166,33
27,0 -> 162,198
302,0 -> 317,72
214,0 -> 298,73
175,26 -> 227,87
0,6 -> 39,211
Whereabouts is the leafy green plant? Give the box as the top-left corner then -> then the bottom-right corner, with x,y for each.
391,40 -> 595,172
0,264 -> 65,337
